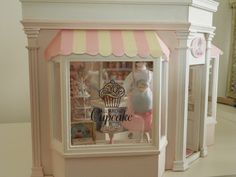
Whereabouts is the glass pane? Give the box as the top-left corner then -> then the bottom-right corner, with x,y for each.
70,61 -> 154,146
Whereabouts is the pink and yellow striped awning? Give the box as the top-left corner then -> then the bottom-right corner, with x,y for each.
45,30 -> 170,60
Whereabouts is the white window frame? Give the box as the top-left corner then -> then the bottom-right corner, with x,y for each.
50,54 -> 164,158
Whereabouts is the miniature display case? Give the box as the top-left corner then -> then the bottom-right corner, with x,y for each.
49,55 -> 167,151
20,0 -> 221,177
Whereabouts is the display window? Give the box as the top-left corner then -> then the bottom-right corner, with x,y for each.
46,30 -> 168,156
69,61 -> 154,146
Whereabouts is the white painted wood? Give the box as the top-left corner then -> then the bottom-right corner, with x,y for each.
21,20 -> 216,34
172,31 -> 194,171
211,57 -> 219,120
24,28 -> 44,177
186,151 -> 200,165
20,0 -> 219,11
161,61 -> 168,138
206,50 -> 220,146
199,33 -> 214,157
158,137 -> 168,177
20,0 -> 218,23
53,56 -> 162,157
188,6 -> 213,26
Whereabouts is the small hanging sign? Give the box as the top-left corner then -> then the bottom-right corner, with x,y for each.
191,37 -> 206,58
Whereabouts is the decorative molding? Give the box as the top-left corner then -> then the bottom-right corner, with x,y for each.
24,28 -> 40,38
200,147 -> 208,157
21,20 -> 216,33
19,0 -> 219,12
63,149 -> 160,158
175,31 -> 196,39
190,24 -> 215,34
24,27 -> 44,177
192,0 -> 219,12
205,33 -> 214,42
21,20 -> 192,30
173,160 -> 189,171
197,31 -> 213,160
175,31 -> 196,51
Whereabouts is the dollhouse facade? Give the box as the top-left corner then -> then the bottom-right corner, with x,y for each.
20,0 -> 222,177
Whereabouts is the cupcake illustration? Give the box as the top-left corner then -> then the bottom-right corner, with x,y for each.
99,80 -> 125,108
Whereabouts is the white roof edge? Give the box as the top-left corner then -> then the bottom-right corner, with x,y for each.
192,0 -> 219,13
19,0 -> 219,12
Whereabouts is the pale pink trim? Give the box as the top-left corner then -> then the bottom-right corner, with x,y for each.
211,44 -> 223,59
45,30 -> 170,60
134,31 -> 150,58
61,30 -> 73,56
45,30 -> 62,60
156,35 -> 170,61
111,30 -> 124,57
86,30 -> 99,56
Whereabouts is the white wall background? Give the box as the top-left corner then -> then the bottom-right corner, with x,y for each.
0,0 -> 233,123
213,0 -> 233,97
0,0 -> 30,123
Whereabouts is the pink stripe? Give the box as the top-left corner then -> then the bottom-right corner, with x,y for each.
61,30 -> 73,56
111,30 -> 124,57
86,30 -> 99,56
134,31 -> 150,58
156,35 -> 170,61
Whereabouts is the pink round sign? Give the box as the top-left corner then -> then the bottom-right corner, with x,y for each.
191,37 -> 206,58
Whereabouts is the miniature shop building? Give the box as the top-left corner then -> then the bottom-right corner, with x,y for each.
166,36 -> 223,171
20,0 -> 221,177
45,30 -> 169,177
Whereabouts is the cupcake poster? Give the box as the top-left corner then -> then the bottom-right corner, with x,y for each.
90,80 -> 132,131
99,80 -> 125,108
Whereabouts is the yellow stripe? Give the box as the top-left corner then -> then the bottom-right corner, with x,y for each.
98,31 -> 112,56
73,30 -> 86,54
145,31 -> 162,58
122,31 -> 137,57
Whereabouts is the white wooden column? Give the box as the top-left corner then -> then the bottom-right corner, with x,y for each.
173,31 -> 194,171
199,33 -> 214,157
24,28 -> 44,177
211,56 -> 220,120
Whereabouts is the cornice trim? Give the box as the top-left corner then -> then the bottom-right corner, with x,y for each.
192,0 -> 219,12
21,20 -> 192,30
21,20 -> 215,33
20,0 -> 219,12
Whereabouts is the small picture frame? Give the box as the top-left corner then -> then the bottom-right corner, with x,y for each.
71,120 -> 96,145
